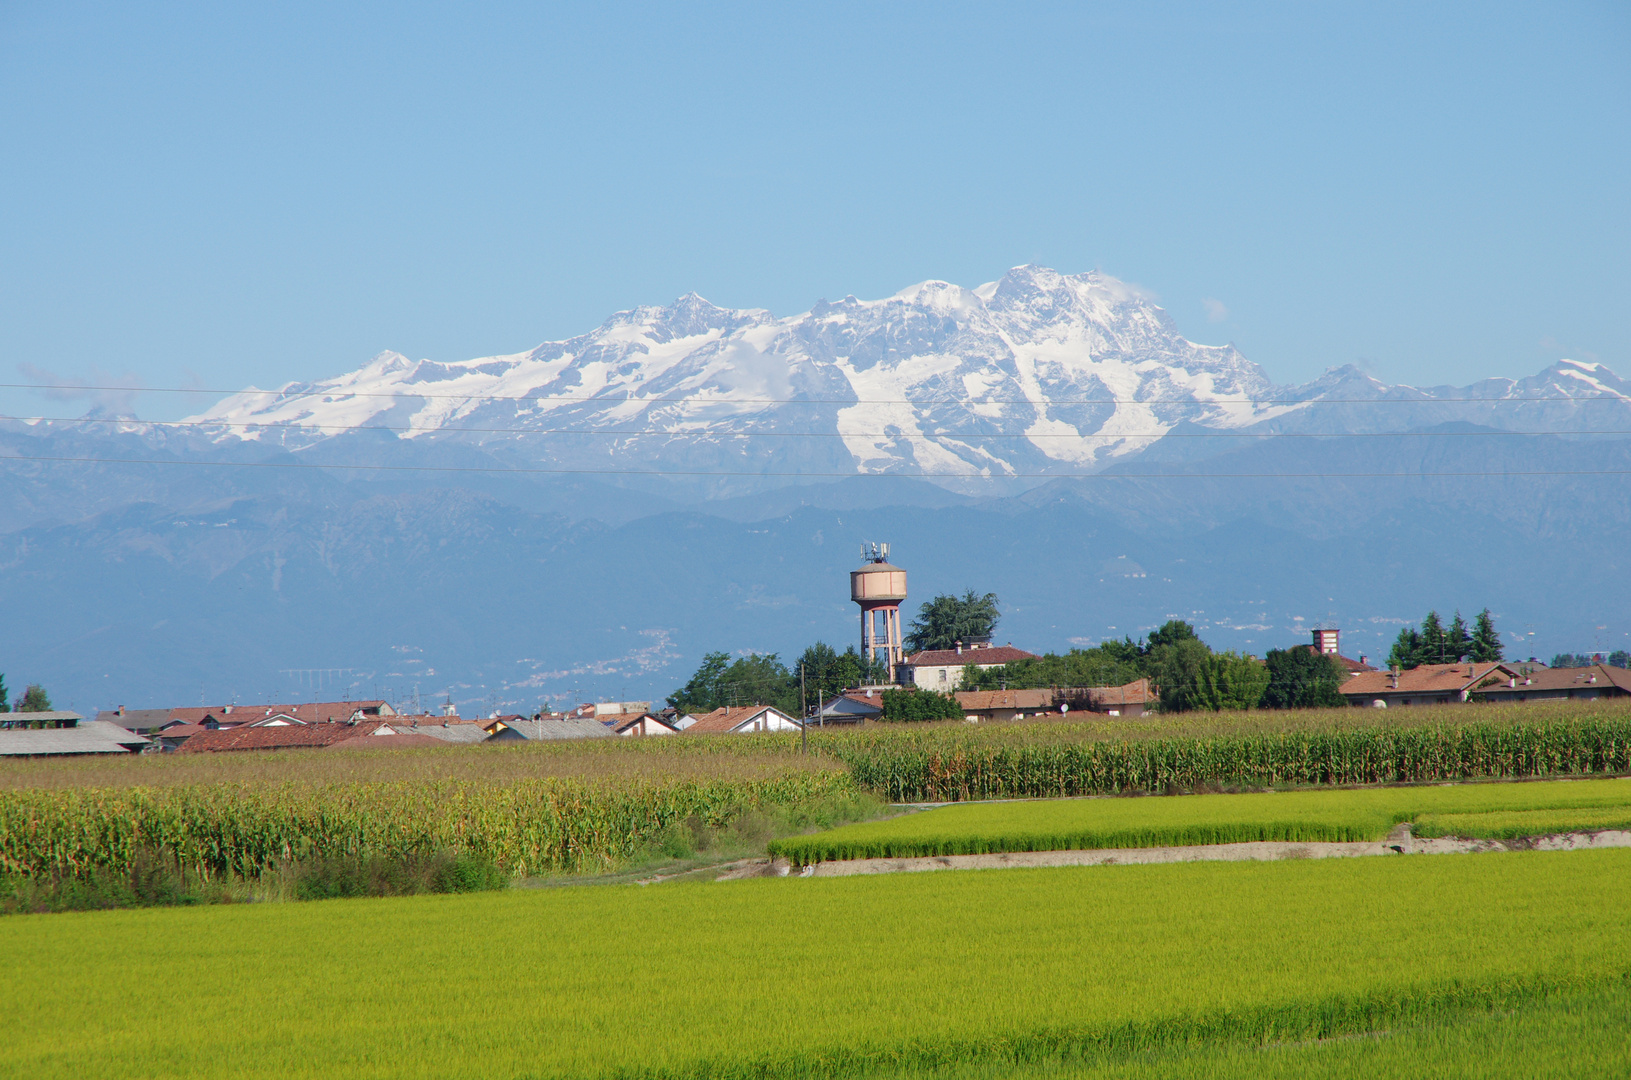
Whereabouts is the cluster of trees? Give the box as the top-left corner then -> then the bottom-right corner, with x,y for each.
878,688 -> 962,722
959,620 -> 1348,713
0,675 -> 52,713
666,644 -> 889,716
1387,610 -> 1502,669
1551,651 -> 1631,670
904,591 -> 1000,653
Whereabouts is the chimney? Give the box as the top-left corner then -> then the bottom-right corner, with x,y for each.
1389,667 -> 1400,689
1358,654 -> 1367,667
117,705 -> 125,717
955,641 -> 963,656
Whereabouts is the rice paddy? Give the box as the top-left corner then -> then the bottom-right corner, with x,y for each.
768,777 -> 1631,864
2,848 -> 1627,1079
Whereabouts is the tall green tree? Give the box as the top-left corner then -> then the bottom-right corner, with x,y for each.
1146,620 -> 1200,651
1261,648 -> 1348,709
1146,637 -> 1213,712
904,591 -> 1000,653
795,642 -> 888,711
1469,609 -> 1504,662
0,674 -> 8,713
666,652 -> 731,713
16,684 -> 51,712
1187,652 -> 1270,711
1447,611 -> 1472,663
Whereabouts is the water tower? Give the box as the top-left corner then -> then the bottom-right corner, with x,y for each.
851,542 -> 908,673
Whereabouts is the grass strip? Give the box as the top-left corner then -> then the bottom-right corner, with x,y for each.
2,849 -> 1627,1079
769,776 -> 1631,863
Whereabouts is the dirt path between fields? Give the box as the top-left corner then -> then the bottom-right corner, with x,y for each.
760,828 -> 1631,879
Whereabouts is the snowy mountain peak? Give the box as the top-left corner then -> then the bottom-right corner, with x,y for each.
184,267 -> 1630,493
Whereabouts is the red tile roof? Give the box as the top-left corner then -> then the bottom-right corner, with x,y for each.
1293,645 -> 1376,673
904,645 -> 1039,667
1087,678 -> 1155,708
164,701 -> 393,727
953,689 -> 1058,711
1471,664 -> 1631,697
177,722 -> 390,753
1342,662 -> 1516,699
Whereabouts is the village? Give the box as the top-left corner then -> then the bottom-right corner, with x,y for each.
4,544 -> 1628,758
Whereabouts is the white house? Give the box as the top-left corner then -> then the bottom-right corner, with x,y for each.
680,705 -> 803,735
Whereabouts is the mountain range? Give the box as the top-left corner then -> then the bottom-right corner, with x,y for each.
2,267 -> 1627,714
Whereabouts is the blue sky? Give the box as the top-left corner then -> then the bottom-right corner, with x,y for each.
2,1 -> 1626,419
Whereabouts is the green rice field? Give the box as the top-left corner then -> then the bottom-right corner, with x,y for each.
768,777 -> 1631,863
871,981 -> 1631,1079
3,848 -> 1629,1079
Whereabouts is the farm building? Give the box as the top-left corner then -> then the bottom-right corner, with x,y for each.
1469,664 -> 1631,703
0,716 -> 151,757
898,643 -> 1039,690
482,716 -> 613,741
1340,662 -> 1520,708
681,705 -> 803,734
388,717 -> 490,743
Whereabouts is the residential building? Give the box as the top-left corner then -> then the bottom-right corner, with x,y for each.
899,642 -> 1039,690
1086,678 -> 1156,717
1470,664 -> 1631,704
815,690 -> 887,725
1340,662 -> 1520,708
680,705 -> 803,734
953,689 -> 1061,723
608,713 -> 680,737
99,700 -> 398,735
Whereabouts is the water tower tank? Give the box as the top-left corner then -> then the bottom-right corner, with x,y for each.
850,561 -> 908,603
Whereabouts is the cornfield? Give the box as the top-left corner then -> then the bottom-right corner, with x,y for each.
768,776 -> 1631,864
0,770 -> 852,880
826,718 -> 1631,802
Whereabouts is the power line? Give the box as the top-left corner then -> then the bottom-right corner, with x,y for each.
8,413 -> 1631,440
3,451 -> 1627,480
1,381 -> 1625,407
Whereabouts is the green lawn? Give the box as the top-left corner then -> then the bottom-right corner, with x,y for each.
769,777 -> 1631,863
3,848 -> 1629,1078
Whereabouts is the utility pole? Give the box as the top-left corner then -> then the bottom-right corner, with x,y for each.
800,663 -> 807,756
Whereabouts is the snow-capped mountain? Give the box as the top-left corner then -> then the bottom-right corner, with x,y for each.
188,265 -> 1630,493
